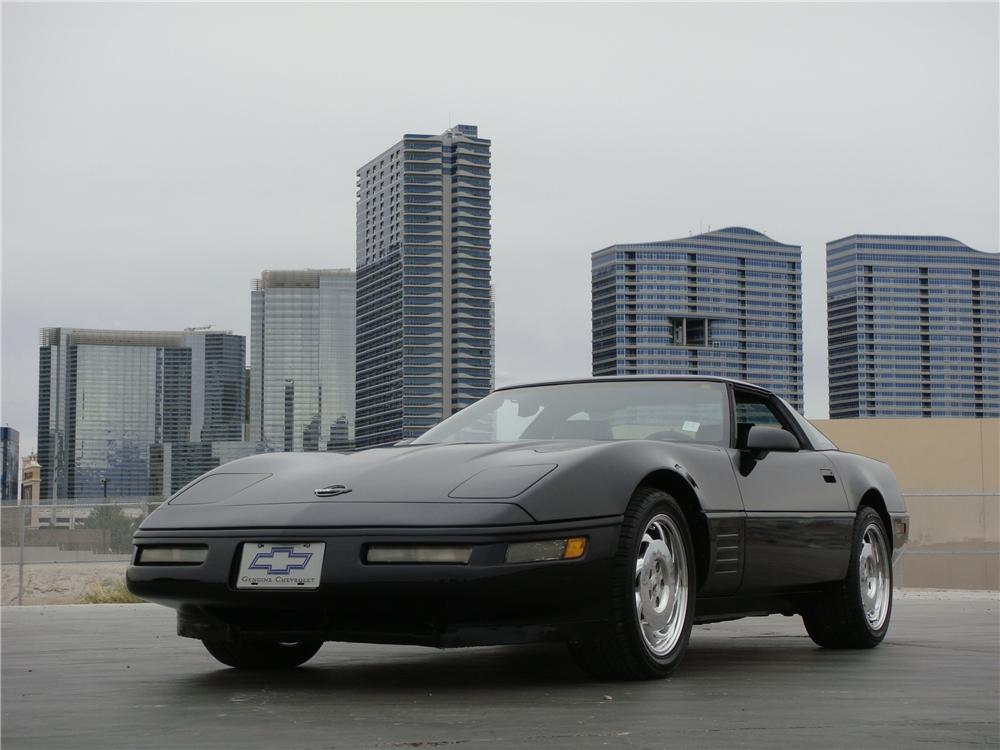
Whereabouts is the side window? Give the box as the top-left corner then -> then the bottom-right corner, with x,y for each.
779,397 -> 837,451
733,391 -> 798,448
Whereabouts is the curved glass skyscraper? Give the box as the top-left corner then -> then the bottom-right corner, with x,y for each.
37,327 -> 249,500
249,269 -> 356,451
592,227 -> 804,410
827,234 -> 999,418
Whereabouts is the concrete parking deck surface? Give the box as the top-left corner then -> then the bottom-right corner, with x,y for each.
2,591 -> 998,749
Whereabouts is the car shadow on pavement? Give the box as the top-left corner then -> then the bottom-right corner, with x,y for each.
175,632 -> 844,695
186,642 -> 586,691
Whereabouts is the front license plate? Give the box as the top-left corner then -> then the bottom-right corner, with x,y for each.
236,542 -> 325,590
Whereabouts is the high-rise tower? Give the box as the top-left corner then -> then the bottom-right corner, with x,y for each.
355,125 -> 493,447
0,426 -> 19,503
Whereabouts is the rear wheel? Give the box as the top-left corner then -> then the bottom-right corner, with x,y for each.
202,639 -> 323,669
803,506 -> 893,649
568,487 -> 696,680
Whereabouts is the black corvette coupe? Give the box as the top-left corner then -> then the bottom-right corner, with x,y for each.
127,377 -> 909,679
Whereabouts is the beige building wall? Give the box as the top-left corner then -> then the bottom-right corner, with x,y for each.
811,418 -> 999,590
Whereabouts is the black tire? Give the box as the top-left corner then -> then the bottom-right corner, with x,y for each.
202,639 -> 323,669
803,506 -> 893,649
568,487 -> 696,680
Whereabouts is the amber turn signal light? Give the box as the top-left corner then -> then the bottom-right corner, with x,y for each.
505,537 -> 588,563
563,537 -> 587,559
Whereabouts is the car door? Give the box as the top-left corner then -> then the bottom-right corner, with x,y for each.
728,387 -> 854,593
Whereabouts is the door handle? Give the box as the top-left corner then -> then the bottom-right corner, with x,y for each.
820,470 -> 837,484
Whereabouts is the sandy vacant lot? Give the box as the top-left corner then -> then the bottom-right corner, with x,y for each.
1,563 -> 129,605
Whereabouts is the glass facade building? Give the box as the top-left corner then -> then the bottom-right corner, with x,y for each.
249,269 -> 356,451
188,331 -> 246,441
592,227 -> 804,409
37,328 -> 253,500
827,234 -> 1000,418
355,125 -> 493,447
1,426 -> 19,503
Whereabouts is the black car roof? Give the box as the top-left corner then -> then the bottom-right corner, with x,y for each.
494,375 -> 773,396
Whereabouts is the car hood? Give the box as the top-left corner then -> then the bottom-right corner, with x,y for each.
173,441 -> 590,504
139,439 -> 733,530
142,441 -> 587,530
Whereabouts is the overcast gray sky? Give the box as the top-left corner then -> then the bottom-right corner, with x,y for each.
3,2 -> 998,454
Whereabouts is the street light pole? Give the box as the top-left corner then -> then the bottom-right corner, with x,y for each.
100,476 -> 109,552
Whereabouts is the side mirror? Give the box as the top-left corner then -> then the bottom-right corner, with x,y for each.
744,426 -> 799,455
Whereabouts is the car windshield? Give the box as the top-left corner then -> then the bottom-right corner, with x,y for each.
413,381 -> 729,446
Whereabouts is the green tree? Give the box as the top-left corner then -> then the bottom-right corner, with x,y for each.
80,506 -> 142,554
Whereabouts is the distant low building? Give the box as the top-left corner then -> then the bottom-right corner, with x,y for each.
20,453 -> 41,527
592,227 -> 804,410
1,426 -> 19,503
827,234 -> 999,418
20,452 -> 40,502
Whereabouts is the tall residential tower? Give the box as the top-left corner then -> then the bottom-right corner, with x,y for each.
827,234 -> 999,418
592,227 -> 804,409
355,125 -> 493,446
250,269 -> 356,451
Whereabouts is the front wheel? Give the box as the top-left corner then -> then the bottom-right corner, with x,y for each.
803,506 -> 893,649
568,487 -> 696,680
202,639 -> 323,669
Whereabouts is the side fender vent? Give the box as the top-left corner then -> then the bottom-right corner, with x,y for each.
711,517 -> 743,576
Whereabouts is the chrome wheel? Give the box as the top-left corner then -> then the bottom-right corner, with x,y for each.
634,514 -> 689,656
858,522 -> 891,630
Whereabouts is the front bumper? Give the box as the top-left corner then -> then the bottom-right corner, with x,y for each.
126,518 -> 621,647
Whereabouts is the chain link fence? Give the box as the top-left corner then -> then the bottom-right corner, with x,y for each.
1,491 -> 996,604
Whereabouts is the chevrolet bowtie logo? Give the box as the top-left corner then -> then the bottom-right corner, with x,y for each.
248,547 -> 313,575
314,484 -> 352,498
